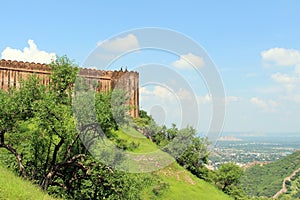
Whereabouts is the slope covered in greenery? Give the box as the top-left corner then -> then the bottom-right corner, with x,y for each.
0,128 -> 231,200
280,170 -> 300,199
0,56 -> 232,199
240,150 -> 300,198
112,128 -> 232,199
0,165 -> 57,200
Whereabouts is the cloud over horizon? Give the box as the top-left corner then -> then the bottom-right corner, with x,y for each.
261,47 -> 300,67
97,34 -> 140,53
1,39 -> 56,64
250,97 -> 278,112
271,72 -> 297,91
172,53 -> 205,69
261,47 -> 300,94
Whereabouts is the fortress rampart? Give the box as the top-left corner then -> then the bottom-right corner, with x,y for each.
0,59 -> 139,118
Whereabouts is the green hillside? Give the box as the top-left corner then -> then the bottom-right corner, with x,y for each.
0,165 -> 57,200
0,128 -> 231,200
240,150 -> 300,198
280,170 -> 300,199
113,128 -> 232,199
104,128 -> 231,199
150,163 -> 232,200
0,57 -> 231,199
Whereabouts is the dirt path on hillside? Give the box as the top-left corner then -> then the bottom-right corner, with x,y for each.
273,167 -> 300,199
242,161 -> 271,170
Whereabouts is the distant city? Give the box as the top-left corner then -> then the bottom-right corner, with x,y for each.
208,132 -> 300,169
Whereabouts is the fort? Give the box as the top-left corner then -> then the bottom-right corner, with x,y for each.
0,59 -> 139,117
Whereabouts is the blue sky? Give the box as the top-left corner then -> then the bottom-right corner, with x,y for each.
1,0 -> 300,133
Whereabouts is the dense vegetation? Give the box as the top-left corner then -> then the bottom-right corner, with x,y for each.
0,56 -> 236,199
135,111 -> 248,199
280,170 -> 300,199
240,150 -> 300,198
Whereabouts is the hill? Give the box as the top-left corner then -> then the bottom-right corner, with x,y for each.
240,150 -> 300,198
104,127 -> 232,200
0,165 -> 57,200
0,128 -> 231,200
279,168 -> 300,199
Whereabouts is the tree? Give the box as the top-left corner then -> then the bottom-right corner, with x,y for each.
174,127 -> 210,179
134,111 -> 211,181
214,162 -> 246,199
215,163 -> 243,191
49,56 -> 78,104
95,91 -> 117,133
0,75 -> 45,178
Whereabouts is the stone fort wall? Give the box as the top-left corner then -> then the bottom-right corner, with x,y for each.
0,59 -> 139,118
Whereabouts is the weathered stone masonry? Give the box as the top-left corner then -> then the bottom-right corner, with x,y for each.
0,59 -> 139,118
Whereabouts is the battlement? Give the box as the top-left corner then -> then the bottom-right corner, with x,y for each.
0,59 -> 139,117
0,59 -> 51,74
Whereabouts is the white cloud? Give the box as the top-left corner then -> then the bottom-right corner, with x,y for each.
139,87 -> 151,95
172,53 -> 205,69
261,47 -> 300,93
98,34 -> 139,52
271,72 -> 297,91
271,73 -> 296,83
1,39 -> 56,64
250,97 -> 267,109
139,86 -> 185,127
197,94 -> 212,104
261,47 -> 300,66
177,88 -> 193,100
140,86 -> 175,101
140,86 -> 194,102
250,97 -> 278,112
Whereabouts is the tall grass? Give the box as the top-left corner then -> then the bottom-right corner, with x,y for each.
0,166 -> 56,200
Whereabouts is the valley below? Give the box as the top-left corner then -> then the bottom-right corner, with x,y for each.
209,132 -> 300,169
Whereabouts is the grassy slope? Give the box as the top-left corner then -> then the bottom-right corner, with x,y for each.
240,150 -> 300,198
0,127 -> 230,200
114,127 -> 231,200
0,166 -> 56,200
152,163 -> 230,200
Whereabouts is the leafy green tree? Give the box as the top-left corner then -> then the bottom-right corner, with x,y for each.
174,127 -> 210,179
134,111 -> 211,181
215,163 -> 243,191
95,91 -> 117,134
214,162 -> 246,199
49,56 -> 78,104
0,75 -> 46,178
